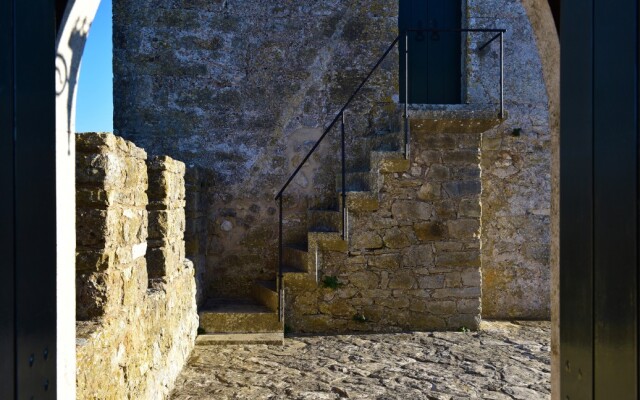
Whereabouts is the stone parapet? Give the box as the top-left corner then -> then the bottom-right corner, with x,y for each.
75,133 -> 197,400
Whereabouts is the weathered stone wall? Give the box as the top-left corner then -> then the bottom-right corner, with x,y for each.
467,0 -> 552,318
113,0 -> 551,319
75,133 -> 198,400
184,166 -> 212,306
286,119 -> 484,332
113,0 -> 399,299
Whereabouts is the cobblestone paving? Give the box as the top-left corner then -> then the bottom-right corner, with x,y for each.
170,321 -> 550,400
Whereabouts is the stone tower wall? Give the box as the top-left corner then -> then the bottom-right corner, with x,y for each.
113,0 -> 400,299
113,0 -> 552,319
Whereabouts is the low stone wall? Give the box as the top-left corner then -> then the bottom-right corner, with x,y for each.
75,133 -> 198,400
286,118 -> 485,332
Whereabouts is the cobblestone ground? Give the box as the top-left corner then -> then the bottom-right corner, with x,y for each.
170,321 -> 550,400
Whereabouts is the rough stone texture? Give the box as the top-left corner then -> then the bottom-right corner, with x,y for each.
76,132 -> 149,320
171,320 -> 551,399
113,0 -> 551,320
113,0 -> 400,299
184,165 -> 213,306
518,0 -> 559,396
147,156 -> 187,280
284,127 -> 483,333
467,0 -> 552,319
75,133 -> 198,400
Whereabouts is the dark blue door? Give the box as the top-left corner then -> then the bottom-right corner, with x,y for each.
399,0 -> 462,104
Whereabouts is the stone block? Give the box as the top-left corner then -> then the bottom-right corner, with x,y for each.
443,181 -> 481,198
375,297 -> 410,309
368,253 -> 400,269
436,251 -> 480,267
148,209 -> 186,240
402,245 -> 433,267
457,298 -> 481,314
461,268 -> 481,287
411,314 -> 447,330
388,272 -> 416,289
391,200 -> 433,220
76,208 -> 109,247
432,287 -> 481,299
76,272 -> 108,320
459,198 -> 481,217
414,222 -> 447,241
379,158 -> 410,173
447,314 -> 481,330
351,231 -> 383,250
433,200 -> 458,219
319,300 -> 355,317
348,271 -> 379,290
417,182 -> 441,201
76,249 -> 115,272
444,272 -> 462,288
418,275 -> 445,289
447,219 -> 480,239
426,164 -> 451,181
441,149 -> 479,165
146,242 -> 185,279
383,228 -> 411,249
427,300 -> 457,315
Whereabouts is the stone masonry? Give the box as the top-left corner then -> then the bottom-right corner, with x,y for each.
283,114 -> 495,332
114,0 -> 400,300
467,0 -> 552,318
75,133 -> 198,399
113,0 -> 552,322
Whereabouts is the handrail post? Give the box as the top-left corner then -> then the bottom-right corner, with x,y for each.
278,195 -> 283,322
404,31 -> 410,160
341,112 -> 346,240
499,31 -> 504,119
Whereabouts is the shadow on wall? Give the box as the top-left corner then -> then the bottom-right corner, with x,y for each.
56,17 -> 90,153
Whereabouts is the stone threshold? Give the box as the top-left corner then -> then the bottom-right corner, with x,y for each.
196,332 -> 284,346
408,104 -> 506,134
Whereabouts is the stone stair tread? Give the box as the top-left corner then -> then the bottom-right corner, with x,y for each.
196,332 -> 284,345
200,297 -> 274,314
308,226 -> 340,233
285,242 -> 308,252
281,264 -> 307,274
255,280 -> 277,292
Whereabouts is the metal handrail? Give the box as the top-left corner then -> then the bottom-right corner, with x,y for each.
274,35 -> 401,201
274,27 -> 506,322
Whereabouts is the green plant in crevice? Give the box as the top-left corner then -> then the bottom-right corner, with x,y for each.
322,275 -> 342,290
511,127 -> 522,137
459,326 -> 470,333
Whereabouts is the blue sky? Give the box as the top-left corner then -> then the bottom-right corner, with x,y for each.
75,0 -> 113,133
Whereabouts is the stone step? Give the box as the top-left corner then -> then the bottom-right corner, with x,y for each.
370,151 -> 410,174
307,209 -> 341,233
281,263 -> 314,286
196,332 -> 284,345
336,171 -> 373,192
283,243 -> 308,272
252,280 -> 278,312
199,297 -> 282,334
338,191 -> 379,212
362,131 -> 404,153
308,231 -> 348,252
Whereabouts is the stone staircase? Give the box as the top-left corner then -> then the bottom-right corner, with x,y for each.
197,129 -> 408,344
